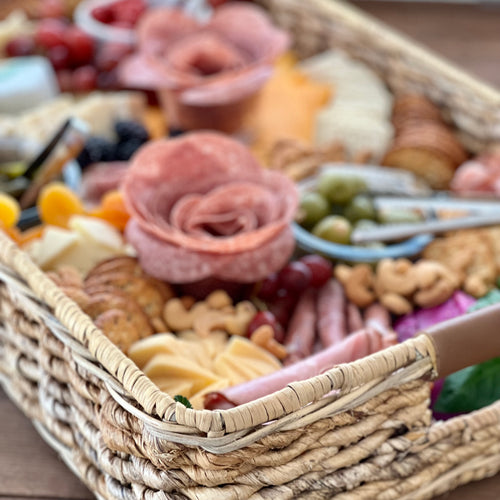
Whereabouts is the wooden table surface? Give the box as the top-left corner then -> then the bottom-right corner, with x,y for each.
1,2 -> 500,499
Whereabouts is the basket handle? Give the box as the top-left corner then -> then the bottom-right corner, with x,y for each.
423,302 -> 500,378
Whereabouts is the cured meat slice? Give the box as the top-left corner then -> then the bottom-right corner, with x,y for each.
80,162 -> 129,204
209,3 -> 290,62
317,279 -> 347,347
126,219 -> 295,284
205,326 -> 398,408
284,288 -> 317,364
122,133 -> 298,253
136,8 -> 199,55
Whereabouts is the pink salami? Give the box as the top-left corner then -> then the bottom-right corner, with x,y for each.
118,3 -> 289,131
205,326 -> 398,409
284,288 -> 317,364
317,279 -> 347,347
123,132 -> 298,283
364,303 -> 392,330
346,302 -> 364,334
80,162 -> 129,205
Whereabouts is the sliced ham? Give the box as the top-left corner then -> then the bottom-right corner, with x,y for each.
316,279 -> 347,347
284,288 -> 317,365
205,326 -> 398,409
364,302 -> 392,330
346,302 -> 364,333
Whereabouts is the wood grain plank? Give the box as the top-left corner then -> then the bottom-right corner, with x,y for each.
0,388 -> 92,499
352,1 -> 500,88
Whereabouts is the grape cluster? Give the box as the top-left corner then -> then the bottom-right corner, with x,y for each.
247,254 -> 333,340
4,5 -> 135,94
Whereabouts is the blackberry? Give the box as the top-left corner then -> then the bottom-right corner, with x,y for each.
115,139 -> 144,161
114,120 -> 149,144
77,136 -> 116,168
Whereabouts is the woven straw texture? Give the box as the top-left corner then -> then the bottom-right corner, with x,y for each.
2,0 -> 500,498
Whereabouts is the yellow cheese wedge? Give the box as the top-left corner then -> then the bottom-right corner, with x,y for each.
225,336 -> 282,369
31,226 -> 78,269
128,333 -> 179,368
69,215 -> 124,250
143,354 -> 221,394
151,377 -> 195,398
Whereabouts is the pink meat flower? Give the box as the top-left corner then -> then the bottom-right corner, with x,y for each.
123,131 -> 298,283
119,2 -> 290,132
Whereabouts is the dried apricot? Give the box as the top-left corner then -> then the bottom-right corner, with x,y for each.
0,192 -> 20,228
90,190 -> 130,231
38,182 -> 84,228
18,224 -> 45,246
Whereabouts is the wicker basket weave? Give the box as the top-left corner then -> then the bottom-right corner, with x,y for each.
2,1 -> 500,498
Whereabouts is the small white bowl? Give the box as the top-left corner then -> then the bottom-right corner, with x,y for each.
74,0 -> 137,46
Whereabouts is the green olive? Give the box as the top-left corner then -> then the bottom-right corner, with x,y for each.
344,195 -> 377,223
316,171 -> 367,205
297,191 -> 330,228
312,215 -> 352,245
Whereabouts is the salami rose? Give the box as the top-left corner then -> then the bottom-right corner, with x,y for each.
123,132 -> 299,283
118,3 -> 289,132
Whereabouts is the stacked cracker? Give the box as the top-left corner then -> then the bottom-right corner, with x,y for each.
383,94 -> 468,189
48,257 -> 175,352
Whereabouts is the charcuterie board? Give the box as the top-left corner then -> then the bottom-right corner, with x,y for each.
2,1 -> 500,499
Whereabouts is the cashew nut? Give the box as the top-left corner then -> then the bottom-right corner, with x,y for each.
375,259 -> 417,297
163,298 -> 210,331
251,325 -> 288,360
224,301 -> 257,336
379,292 -> 413,315
413,260 -> 459,308
335,264 -> 376,308
206,290 -> 232,310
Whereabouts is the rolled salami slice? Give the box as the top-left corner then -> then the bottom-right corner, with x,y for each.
205,326 -> 398,409
126,219 -> 295,284
317,279 -> 347,347
122,133 -> 298,283
346,302 -> 364,334
284,288 -> 318,364
364,302 -> 392,330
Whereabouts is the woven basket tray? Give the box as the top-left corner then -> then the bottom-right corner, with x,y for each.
2,1 -> 500,498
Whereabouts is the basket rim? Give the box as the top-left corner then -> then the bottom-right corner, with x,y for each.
0,229 -> 439,438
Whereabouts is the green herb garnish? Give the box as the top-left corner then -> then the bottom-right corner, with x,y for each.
174,395 -> 192,408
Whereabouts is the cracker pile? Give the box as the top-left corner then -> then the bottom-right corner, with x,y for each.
48,257 -> 174,352
383,94 -> 468,189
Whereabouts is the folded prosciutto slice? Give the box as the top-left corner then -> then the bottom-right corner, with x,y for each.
122,131 -> 298,283
119,2 -> 289,132
204,326 -> 398,409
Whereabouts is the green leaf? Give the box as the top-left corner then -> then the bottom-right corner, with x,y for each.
174,395 -> 192,409
434,357 -> 500,413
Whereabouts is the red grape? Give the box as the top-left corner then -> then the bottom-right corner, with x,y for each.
91,5 -> 114,24
47,45 -> 71,70
247,311 -> 284,343
203,392 -> 236,410
64,27 -> 95,66
95,42 -> 132,72
299,254 -> 333,288
257,272 -> 280,301
267,290 -> 297,331
278,261 -> 312,295
72,65 -> 98,92
5,36 -> 35,57
34,19 -> 67,49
